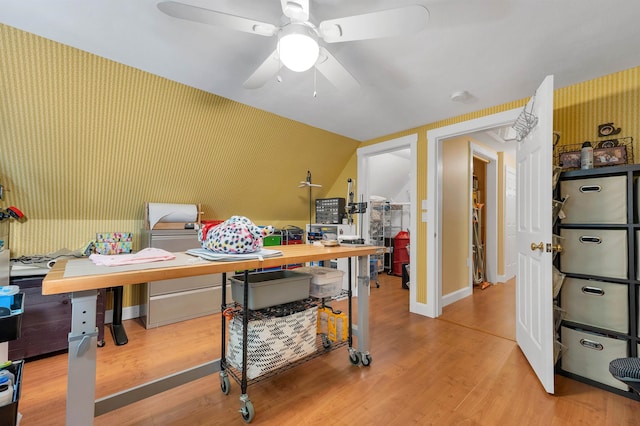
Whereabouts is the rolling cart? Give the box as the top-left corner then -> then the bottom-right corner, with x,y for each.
218,258 -> 367,423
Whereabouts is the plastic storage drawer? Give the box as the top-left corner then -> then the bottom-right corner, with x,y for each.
560,326 -> 629,391
560,175 -> 627,224
292,266 -> 344,298
559,229 -> 627,279
560,278 -> 628,333
230,270 -> 311,310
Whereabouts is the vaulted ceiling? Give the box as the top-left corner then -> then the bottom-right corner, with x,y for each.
1,0 -> 640,141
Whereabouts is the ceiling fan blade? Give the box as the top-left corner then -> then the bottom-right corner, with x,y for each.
319,5 -> 429,43
243,49 -> 282,89
158,1 -> 277,37
315,47 -> 359,91
280,0 -> 309,22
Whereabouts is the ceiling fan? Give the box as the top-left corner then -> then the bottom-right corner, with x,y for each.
157,0 -> 429,90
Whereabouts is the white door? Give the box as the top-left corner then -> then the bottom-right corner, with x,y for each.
515,75 -> 555,393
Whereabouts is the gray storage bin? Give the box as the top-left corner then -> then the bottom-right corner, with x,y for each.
560,175 -> 627,224
561,326 -> 629,391
230,270 -> 312,310
560,278 -> 628,333
559,229 -> 627,279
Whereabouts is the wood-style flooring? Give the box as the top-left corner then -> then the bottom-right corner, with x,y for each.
15,274 -> 639,425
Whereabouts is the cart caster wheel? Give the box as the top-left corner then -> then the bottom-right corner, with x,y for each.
349,350 -> 361,365
97,340 -> 106,348
240,400 -> 255,423
321,334 -> 332,349
361,353 -> 372,366
220,374 -> 231,395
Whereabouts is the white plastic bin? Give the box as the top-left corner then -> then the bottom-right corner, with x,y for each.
292,266 -> 344,298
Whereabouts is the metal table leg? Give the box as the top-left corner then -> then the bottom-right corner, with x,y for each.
356,254 -> 371,365
66,290 -> 98,426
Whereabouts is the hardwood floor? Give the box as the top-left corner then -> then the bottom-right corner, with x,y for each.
15,274 -> 638,425
439,278 -> 516,341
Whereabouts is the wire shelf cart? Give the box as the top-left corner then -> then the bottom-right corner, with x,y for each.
218,259 -> 367,423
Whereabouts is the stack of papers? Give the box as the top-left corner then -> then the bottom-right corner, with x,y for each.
185,248 -> 283,261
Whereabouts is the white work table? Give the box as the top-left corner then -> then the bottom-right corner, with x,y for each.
43,244 -> 383,425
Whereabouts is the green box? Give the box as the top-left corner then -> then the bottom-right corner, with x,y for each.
263,235 -> 281,247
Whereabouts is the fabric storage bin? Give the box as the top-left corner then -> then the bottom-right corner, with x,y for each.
230,270 -> 311,310
561,326 -> 629,391
559,229 -> 627,279
292,266 -> 344,298
560,278 -> 628,333
226,305 -> 318,379
560,175 -> 627,224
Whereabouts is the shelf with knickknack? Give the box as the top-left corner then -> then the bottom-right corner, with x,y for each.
554,163 -> 640,401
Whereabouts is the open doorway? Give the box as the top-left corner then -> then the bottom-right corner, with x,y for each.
437,130 -> 516,340
426,108 -> 521,321
357,134 -> 418,312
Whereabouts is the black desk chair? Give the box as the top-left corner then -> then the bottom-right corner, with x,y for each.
609,358 -> 640,394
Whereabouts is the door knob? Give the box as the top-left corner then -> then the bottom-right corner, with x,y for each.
549,243 -> 563,253
530,242 -> 544,251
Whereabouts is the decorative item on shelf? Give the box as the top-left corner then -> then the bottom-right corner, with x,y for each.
580,141 -> 594,169
593,139 -> 628,167
597,122 -> 621,137
554,136 -> 633,170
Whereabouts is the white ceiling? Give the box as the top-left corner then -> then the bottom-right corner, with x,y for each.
1,0 -> 640,141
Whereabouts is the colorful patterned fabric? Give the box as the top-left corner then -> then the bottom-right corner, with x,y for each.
198,216 -> 274,254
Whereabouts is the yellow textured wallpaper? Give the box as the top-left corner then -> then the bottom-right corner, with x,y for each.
554,67 -> 640,162
0,24 -> 359,259
0,25 -> 358,307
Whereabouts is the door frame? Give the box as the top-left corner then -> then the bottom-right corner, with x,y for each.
469,143 -> 498,285
426,108 -> 520,317
357,134 -> 418,312
502,165 -> 517,281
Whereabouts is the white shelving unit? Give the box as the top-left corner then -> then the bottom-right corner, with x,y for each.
369,201 -> 410,273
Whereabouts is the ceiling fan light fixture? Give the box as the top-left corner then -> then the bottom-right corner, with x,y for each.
278,24 -> 319,72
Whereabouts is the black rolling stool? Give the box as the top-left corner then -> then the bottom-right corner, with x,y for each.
609,358 -> 640,394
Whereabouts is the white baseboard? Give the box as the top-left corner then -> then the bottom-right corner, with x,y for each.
104,304 -> 141,325
442,286 -> 473,308
410,300 -> 432,317
496,273 -> 515,283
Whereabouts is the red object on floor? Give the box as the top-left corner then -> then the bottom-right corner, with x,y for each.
393,231 -> 410,275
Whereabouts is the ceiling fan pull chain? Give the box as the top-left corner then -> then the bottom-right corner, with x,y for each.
313,66 -> 317,97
